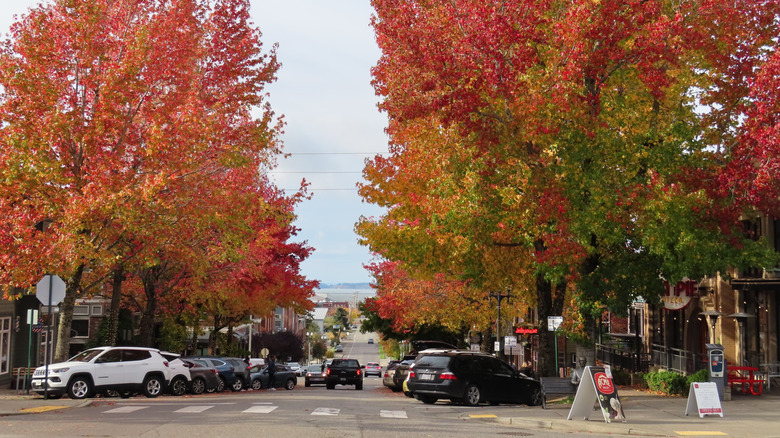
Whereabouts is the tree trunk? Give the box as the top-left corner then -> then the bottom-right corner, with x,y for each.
139,273 -> 158,347
54,264 -> 85,362
106,266 -> 124,346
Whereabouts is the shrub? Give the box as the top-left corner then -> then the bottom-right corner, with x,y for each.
610,367 -> 632,386
644,370 -> 687,395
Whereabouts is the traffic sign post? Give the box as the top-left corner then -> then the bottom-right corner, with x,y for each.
548,316 -> 564,376
36,274 -> 66,399
24,309 -> 39,393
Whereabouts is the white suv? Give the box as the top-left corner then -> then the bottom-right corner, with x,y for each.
31,346 -> 171,399
160,352 -> 191,396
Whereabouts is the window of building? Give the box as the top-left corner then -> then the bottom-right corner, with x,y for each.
1,317 -> 10,374
71,319 -> 89,338
73,305 -> 90,316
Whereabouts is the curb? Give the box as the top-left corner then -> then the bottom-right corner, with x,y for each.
496,417 -> 673,437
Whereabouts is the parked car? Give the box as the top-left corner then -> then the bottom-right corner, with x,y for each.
221,357 -> 252,391
365,362 -> 382,377
249,363 -> 297,390
382,360 -> 402,391
304,364 -> 327,387
185,357 -> 237,392
286,362 -> 304,377
367,338 -> 374,344
30,346 -> 170,400
180,359 -> 221,394
160,352 -> 191,396
406,350 -> 543,406
335,344 -> 344,352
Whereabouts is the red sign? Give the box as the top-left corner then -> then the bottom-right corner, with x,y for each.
514,327 -> 538,335
595,372 -> 614,394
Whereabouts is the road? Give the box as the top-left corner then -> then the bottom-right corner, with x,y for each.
0,331 -> 570,438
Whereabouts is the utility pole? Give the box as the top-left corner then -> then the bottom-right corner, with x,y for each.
489,288 -> 512,359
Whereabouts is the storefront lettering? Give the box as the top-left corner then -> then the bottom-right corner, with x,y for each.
662,278 -> 697,310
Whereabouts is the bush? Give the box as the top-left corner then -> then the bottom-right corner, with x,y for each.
644,370 -> 688,395
684,369 -> 709,395
610,367 -> 632,386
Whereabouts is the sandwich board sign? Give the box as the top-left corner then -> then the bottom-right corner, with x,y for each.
685,382 -> 723,418
567,366 -> 626,423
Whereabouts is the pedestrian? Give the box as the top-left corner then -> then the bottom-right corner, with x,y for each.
267,354 -> 277,390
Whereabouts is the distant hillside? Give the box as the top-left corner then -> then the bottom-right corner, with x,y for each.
317,283 -> 372,289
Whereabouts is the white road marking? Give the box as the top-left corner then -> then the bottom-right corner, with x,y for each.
175,405 -> 214,413
380,410 -> 407,419
311,407 -> 340,416
243,405 -> 279,414
105,406 -> 149,414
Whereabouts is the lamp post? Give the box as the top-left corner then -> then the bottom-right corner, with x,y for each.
489,288 -> 512,359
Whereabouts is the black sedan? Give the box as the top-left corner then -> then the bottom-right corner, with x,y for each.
305,364 -> 327,387
249,364 -> 298,390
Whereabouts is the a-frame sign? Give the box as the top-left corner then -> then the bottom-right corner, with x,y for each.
567,366 -> 626,424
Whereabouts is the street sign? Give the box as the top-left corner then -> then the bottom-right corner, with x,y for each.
548,316 -> 563,331
504,336 -> 517,347
36,274 -> 66,306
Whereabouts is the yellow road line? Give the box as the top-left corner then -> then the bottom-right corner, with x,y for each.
20,406 -> 67,413
469,414 -> 497,418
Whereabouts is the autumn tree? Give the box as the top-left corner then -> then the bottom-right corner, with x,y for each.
0,0 -> 308,360
362,0 -> 779,375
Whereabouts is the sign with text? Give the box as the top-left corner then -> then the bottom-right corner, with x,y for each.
685,382 -> 723,418
547,316 -> 563,331
568,366 -> 626,424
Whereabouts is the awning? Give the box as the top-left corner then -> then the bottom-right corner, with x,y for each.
730,278 -> 780,290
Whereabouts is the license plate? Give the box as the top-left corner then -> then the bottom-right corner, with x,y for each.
340,378 -> 346,382
420,373 -> 434,381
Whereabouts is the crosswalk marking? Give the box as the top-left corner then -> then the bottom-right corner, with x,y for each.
243,405 -> 279,414
311,407 -> 340,416
175,405 -> 214,413
380,410 -> 407,419
105,406 -> 149,414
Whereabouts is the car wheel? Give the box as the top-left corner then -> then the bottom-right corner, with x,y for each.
305,381 -> 311,387
463,383 -> 481,406
326,383 -> 335,390
67,377 -> 92,399
251,379 -> 263,390
285,379 -> 296,390
231,378 -> 244,392
170,376 -> 188,396
142,375 -> 164,398
418,395 -> 437,404
216,377 -> 226,392
355,382 -> 363,390
190,377 -> 206,395
528,387 -> 544,406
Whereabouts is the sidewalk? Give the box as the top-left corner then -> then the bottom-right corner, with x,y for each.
497,386 -> 780,437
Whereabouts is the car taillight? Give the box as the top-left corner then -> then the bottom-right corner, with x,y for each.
357,369 -> 361,376
408,371 -> 415,378
440,372 -> 457,380
211,369 -> 218,374
326,368 -> 331,376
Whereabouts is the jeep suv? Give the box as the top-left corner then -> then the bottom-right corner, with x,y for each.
31,346 -> 170,400
406,350 -> 542,407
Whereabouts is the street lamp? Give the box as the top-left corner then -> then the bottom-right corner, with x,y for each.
489,288 -> 512,359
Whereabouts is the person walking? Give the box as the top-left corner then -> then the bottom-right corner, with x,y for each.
267,354 -> 277,390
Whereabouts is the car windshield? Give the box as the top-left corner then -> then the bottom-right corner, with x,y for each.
332,359 -> 359,368
368,362 -> 379,366
68,349 -> 104,362
288,362 -> 300,367
307,365 -> 322,371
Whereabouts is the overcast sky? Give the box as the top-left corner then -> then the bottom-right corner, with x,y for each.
1,1 -> 388,285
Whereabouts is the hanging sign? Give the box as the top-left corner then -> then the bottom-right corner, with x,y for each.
567,366 -> 626,423
662,278 -> 697,310
685,382 -> 723,418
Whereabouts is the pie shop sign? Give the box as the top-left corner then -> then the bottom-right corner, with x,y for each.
662,279 -> 698,310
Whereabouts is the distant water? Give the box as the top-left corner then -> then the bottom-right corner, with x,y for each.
315,288 -> 375,304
